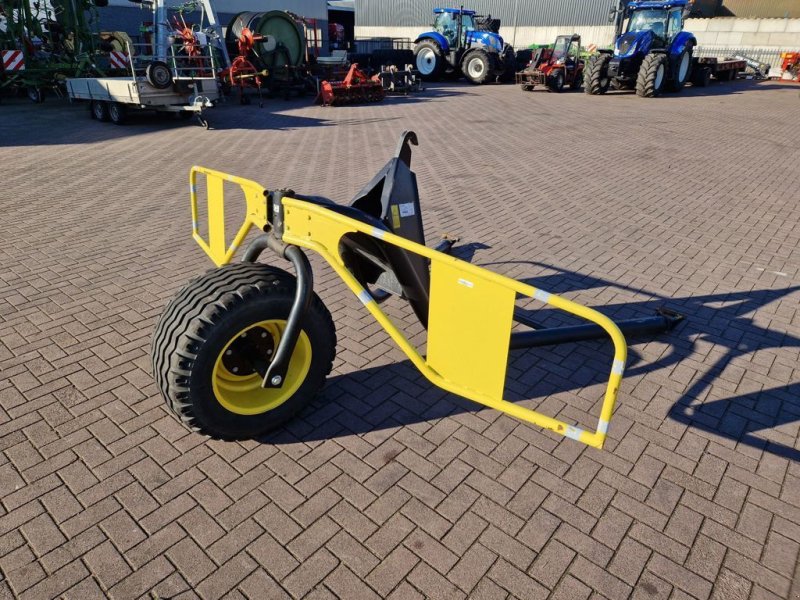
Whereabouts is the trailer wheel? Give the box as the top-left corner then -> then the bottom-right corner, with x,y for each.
692,66 -> 711,87
636,53 -> 667,97
584,54 -> 610,95
462,50 -> 494,85
668,49 -> 692,92
151,262 -> 336,440
91,100 -> 109,122
108,102 -> 127,125
27,87 -> 45,103
414,40 -> 445,82
146,61 -> 173,89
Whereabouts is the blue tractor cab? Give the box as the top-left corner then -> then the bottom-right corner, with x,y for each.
414,8 -> 515,84
585,0 -> 697,97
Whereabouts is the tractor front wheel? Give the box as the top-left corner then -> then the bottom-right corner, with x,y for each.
151,262 -> 337,440
584,54 -> 611,95
414,40 -> 445,82
548,70 -> 565,92
462,50 -> 494,85
636,53 -> 667,97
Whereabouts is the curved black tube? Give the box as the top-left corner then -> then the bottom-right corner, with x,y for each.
262,245 -> 313,388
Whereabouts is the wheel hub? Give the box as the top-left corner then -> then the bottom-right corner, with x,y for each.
221,327 -> 275,376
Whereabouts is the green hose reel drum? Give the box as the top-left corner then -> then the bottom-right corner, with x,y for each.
226,10 -> 306,70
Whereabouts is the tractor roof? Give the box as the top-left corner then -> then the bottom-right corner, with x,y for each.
433,7 -> 477,15
628,0 -> 689,9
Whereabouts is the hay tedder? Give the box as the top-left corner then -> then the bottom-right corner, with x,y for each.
152,132 -> 682,448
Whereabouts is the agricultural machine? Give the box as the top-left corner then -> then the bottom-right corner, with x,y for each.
152,131 -> 683,448
413,7 -> 515,84
0,0 -> 108,101
318,63 -> 384,105
584,0 -> 697,97
225,10 -> 316,99
517,34 -> 584,92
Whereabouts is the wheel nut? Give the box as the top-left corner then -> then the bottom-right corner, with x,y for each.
270,375 -> 282,386
232,367 -> 239,373
261,332 -> 267,338
225,349 -> 232,356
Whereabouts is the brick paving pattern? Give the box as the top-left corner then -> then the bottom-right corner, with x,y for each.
0,80 -> 799,599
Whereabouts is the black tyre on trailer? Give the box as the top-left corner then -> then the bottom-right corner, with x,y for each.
151,262 -> 337,440
636,53 -> 667,97
584,53 -> 611,95
108,102 -> 127,125
91,100 -> 109,121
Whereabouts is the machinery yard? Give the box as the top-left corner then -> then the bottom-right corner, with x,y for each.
2,77 -> 800,598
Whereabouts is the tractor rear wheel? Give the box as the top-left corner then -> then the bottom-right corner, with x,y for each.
151,262 -> 337,440
414,40 -> 445,82
462,50 -> 494,85
668,49 -> 693,92
548,70 -> 565,92
584,54 -> 611,95
636,53 -> 667,97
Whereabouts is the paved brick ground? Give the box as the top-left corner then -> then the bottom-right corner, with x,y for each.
1,79 -> 799,600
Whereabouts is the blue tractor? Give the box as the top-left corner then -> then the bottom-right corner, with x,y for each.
584,0 -> 697,97
413,8 -> 515,84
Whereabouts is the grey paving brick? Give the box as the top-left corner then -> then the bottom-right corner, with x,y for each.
0,83 -> 798,600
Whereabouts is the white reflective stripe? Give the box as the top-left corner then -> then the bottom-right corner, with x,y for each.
192,220 -> 198,230
534,289 -> 551,303
371,227 -> 385,239
597,419 -> 609,435
565,425 -> 583,441
190,184 -> 197,194
611,359 -> 625,375
357,290 -> 373,305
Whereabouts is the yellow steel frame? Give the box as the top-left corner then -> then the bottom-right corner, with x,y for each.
189,166 -> 628,449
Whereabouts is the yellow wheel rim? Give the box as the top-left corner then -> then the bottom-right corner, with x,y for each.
212,320 -> 312,415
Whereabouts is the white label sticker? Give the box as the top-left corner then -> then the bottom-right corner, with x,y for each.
457,278 -> 474,288
398,202 -> 415,217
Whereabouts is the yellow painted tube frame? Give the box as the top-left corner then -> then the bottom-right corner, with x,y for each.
188,167 -> 627,449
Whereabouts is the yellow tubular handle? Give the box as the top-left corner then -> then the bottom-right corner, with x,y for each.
280,198 -> 628,449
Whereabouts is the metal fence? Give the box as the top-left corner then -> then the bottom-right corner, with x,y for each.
695,46 -> 786,69
353,37 -> 414,53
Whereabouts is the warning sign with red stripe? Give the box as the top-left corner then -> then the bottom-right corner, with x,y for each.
2,50 -> 25,71
109,50 -> 129,69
